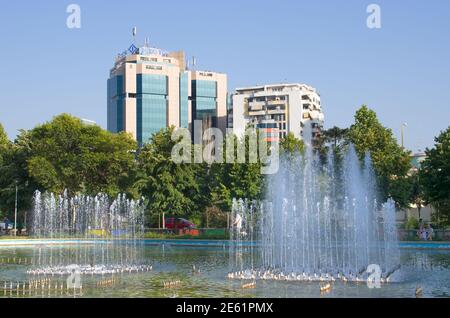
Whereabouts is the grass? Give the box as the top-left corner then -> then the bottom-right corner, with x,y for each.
143,231 -> 229,240
0,236 -> 29,240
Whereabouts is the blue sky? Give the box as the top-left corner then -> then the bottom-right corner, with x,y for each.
0,0 -> 449,152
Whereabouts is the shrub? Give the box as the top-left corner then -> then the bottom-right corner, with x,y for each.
405,217 -> 419,230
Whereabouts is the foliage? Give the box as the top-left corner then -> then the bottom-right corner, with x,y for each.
388,176 -> 414,210
420,126 -> 450,226
0,129 -> 38,216
0,115 -> 138,224
315,126 -> 349,164
26,114 -> 138,197
280,132 -> 304,155
1,110 -> 447,231
347,105 -> 412,207
409,172 -> 426,218
137,126 -> 201,223
0,123 -> 9,166
405,217 -> 419,230
324,126 -> 349,149
143,230 -> 229,240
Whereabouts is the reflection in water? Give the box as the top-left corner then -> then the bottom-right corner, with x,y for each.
0,245 -> 449,298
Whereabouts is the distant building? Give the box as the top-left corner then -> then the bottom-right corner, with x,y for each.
410,152 -> 427,173
397,152 -> 433,224
81,119 -> 97,126
256,119 -> 279,144
107,41 -> 227,145
231,83 -> 324,145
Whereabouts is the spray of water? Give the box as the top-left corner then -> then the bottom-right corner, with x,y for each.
229,146 -> 400,283
28,190 -> 151,276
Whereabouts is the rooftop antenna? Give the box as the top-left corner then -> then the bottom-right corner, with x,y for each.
191,56 -> 197,71
144,37 -> 150,48
132,27 -> 137,44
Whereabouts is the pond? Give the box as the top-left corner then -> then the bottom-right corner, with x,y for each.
0,242 -> 449,298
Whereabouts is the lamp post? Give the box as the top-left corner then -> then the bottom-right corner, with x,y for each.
401,123 -> 408,148
14,182 -> 18,237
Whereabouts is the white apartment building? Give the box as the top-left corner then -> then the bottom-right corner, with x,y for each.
232,83 -> 324,144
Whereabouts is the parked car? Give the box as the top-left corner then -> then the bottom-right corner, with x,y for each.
165,218 -> 196,230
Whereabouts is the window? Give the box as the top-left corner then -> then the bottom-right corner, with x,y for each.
192,80 -> 217,98
137,74 -> 167,95
137,95 -> 167,144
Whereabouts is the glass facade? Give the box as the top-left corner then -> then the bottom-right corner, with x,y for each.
116,98 -> 124,132
193,80 -> 217,98
107,75 -> 124,133
192,80 -> 217,125
137,74 -> 167,95
179,73 -> 189,128
137,74 -> 168,144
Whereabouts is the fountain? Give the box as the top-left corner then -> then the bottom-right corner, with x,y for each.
229,146 -> 400,283
28,190 -> 151,276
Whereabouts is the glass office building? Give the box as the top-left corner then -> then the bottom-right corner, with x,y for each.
107,44 -> 227,145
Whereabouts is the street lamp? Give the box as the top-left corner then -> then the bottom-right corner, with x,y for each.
401,123 -> 408,148
14,181 -> 18,237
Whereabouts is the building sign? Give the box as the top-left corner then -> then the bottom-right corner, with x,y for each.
128,44 -> 139,54
146,65 -> 163,71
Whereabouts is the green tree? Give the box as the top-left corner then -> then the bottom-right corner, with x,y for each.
0,123 -> 9,166
0,130 -> 39,223
0,114 -> 138,225
324,126 -> 349,150
420,126 -> 450,226
280,132 -> 304,154
137,127 -> 200,226
348,105 -> 411,207
210,132 -> 264,210
315,126 -> 349,163
409,172 -> 425,219
26,114 -> 137,197
389,176 -> 413,210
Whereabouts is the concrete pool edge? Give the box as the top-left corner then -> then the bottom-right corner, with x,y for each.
0,239 -> 450,249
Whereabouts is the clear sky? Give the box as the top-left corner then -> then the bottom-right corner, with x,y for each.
0,0 -> 449,152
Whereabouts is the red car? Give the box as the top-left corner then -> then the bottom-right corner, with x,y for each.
165,218 -> 196,230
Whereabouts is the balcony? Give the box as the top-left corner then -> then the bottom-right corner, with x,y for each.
248,110 -> 266,117
267,109 -> 286,115
248,104 -> 263,111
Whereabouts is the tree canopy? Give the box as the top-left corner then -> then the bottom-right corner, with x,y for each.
0,114 -> 138,222
136,126 -> 201,224
26,114 -> 137,197
0,123 -> 9,165
0,109 -> 447,228
347,105 -> 412,207
420,126 -> 450,225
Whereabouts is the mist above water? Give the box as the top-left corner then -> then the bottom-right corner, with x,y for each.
29,191 -> 148,275
230,145 -> 400,282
